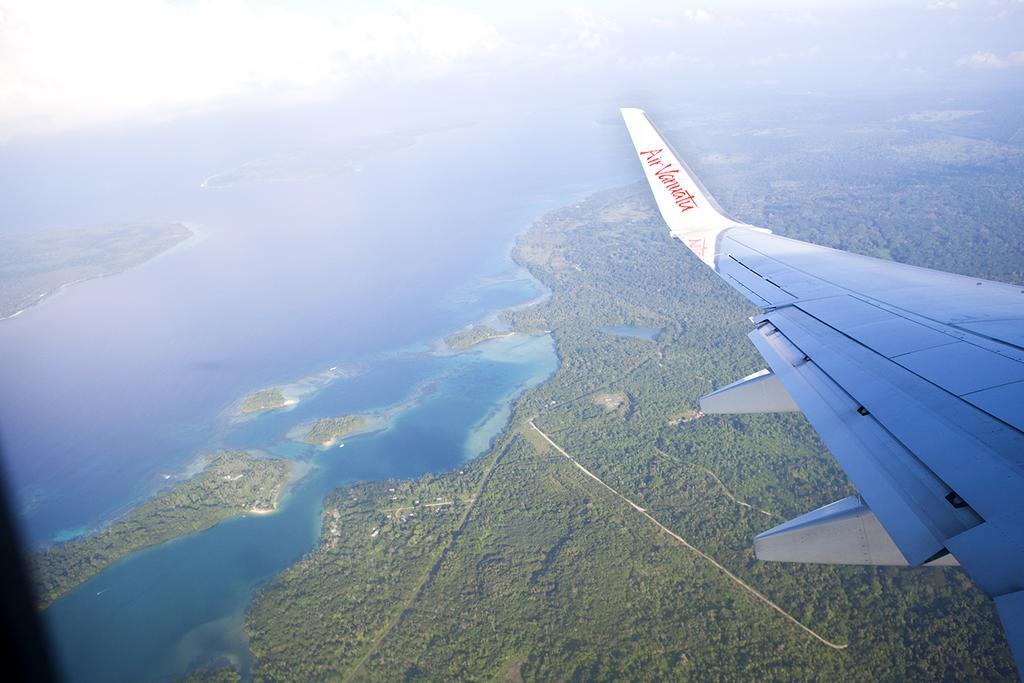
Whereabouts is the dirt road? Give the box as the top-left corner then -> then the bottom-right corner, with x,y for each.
529,418 -> 847,651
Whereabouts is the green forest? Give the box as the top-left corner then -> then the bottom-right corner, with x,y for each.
241,161 -> 1021,680
33,452 -> 291,608
0,222 -> 192,320
303,416 -> 371,447
444,325 -> 510,350
240,388 -> 295,415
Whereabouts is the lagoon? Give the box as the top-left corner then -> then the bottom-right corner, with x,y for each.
46,332 -> 556,681
0,94 -> 639,681
0,100 -> 635,681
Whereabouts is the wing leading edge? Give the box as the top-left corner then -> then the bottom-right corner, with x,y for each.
622,108 -> 1024,673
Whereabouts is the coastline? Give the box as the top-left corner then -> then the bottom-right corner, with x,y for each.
0,222 -> 203,323
285,413 -> 389,449
226,363 -> 365,424
432,328 -> 516,356
38,190 -> 567,554
38,184 -> 581,683
460,334 -> 558,460
45,448 -> 296,548
33,451 -> 295,607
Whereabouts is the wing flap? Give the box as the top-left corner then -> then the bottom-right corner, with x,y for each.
699,369 -> 800,414
717,255 -> 795,307
964,381 -> 1024,432
748,318 -> 967,565
754,495 -> 959,567
763,306 -> 1024,525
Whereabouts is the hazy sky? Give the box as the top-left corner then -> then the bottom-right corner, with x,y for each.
0,0 -> 1022,141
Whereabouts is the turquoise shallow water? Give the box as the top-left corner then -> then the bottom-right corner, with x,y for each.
0,100 -> 635,682
45,329 -> 556,682
0,106 -> 634,548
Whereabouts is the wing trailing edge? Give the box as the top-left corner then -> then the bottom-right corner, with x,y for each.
623,107 -> 1024,676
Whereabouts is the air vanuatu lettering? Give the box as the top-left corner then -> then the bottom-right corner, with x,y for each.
639,149 -> 699,213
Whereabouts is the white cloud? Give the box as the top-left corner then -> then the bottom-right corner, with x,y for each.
640,50 -> 701,68
0,0 -> 500,140
749,45 -> 822,68
682,8 -> 713,23
927,1 -> 959,10
955,50 -> 1024,69
781,11 -> 818,24
956,51 -> 1006,68
565,8 -> 620,49
868,50 -> 909,62
640,8 -> 715,30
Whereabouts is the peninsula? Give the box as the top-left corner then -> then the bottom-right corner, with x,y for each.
0,222 -> 193,320
443,324 -> 512,351
243,183 -> 1016,680
32,452 -> 291,608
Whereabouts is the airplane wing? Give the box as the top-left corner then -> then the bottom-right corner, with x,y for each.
622,107 -> 1024,672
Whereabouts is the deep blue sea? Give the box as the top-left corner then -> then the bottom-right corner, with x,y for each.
0,101 -> 635,680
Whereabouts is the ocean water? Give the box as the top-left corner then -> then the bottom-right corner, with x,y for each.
0,101 -> 634,680
45,332 -> 557,682
0,104 -> 634,544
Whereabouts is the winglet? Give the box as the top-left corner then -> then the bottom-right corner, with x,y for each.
621,108 -> 758,267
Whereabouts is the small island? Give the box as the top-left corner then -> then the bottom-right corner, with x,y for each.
239,387 -> 297,415
200,128 -> 435,189
200,154 -> 358,189
31,452 -> 292,608
443,324 -> 513,351
302,415 -> 375,447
